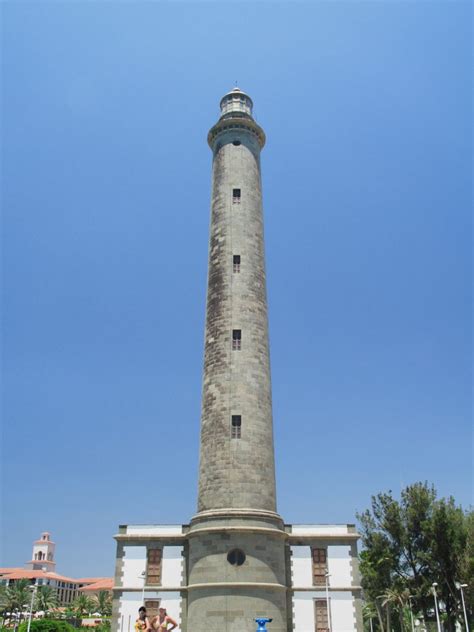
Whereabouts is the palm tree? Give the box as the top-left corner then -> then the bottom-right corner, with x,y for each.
0,585 -> 8,627
3,579 -> 31,623
63,605 -> 77,621
73,593 -> 94,618
34,585 -> 58,615
363,601 -> 378,632
93,592 -> 112,617
380,587 -> 411,632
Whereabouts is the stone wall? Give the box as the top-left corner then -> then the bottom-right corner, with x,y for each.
197,124 -> 276,513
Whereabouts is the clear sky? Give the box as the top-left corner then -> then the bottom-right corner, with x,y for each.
1,1 -> 472,577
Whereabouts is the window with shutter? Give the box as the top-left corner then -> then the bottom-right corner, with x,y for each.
146,548 -> 162,585
144,600 -> 160,620
312,548 -> 327,586
314,599 -> 329,632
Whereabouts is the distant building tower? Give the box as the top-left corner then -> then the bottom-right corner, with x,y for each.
25,531 -> 56,571
111,89 -> 363,632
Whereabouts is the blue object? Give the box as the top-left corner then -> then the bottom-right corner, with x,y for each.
256,618 -> 273,632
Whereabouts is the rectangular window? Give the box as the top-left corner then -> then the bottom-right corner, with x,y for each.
146,548 -> 162,585
144,600 -> 160,619
312,548 -> 327,586
233,255 -> 241,273
315,599 -> 329,632
232,188 -> 241,204
232,329 -> 241,350
231,415 -> 241,439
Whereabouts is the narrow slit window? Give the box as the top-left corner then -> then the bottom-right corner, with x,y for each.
232,329 -> 241,350
231,415 -> 242,439
233,255 -> 241,273
232,188 -> 241,204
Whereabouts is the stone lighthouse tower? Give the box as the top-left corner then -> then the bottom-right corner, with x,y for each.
112,89 -> 362,632
186,87 -> 288,631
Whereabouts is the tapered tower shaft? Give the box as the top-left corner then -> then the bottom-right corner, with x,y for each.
187,88 -> 287,632
197,88 -> 276,513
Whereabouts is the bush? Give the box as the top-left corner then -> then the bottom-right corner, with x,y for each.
18,620 -> 76,632
75,624 -> 110,632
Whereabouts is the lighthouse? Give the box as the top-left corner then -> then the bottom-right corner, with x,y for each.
111,89 -> 363,632
187,87 -> 287,631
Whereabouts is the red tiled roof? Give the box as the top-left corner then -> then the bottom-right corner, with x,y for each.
0,569 -> 78,583
0,570 -> 46,579
75,577 -> 109,584
0,569 -> 112,589
45,572 -> 79,582
79,579 -> 113,592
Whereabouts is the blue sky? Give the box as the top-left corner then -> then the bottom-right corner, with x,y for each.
1,1 -> 471,577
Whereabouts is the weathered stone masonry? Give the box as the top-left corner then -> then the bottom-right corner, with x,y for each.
198,90 -> 275,513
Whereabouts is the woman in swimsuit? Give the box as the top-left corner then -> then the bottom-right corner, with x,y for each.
135,607 -> 151,632
152,608 -> 177,632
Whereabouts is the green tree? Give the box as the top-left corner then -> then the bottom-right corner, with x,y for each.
458,510 -> 474,623
95,620 -> 111,632
63,606 -> 76,620
72,594 -> 94,618
427,497 -> 468,628
0,585 -> 8,626
357,482 -> 472,632
380,586 -> 410,632
362,600 -> 378,632
34,586 -> 58,616
2,580 -> 32,622
93,592 -> 112,617
358,513 -> 398,632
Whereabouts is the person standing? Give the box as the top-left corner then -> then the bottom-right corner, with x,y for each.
151,607 -> 177,632
135,607 -> 151,632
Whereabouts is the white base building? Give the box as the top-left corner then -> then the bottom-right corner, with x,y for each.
112,523 -> 362,632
